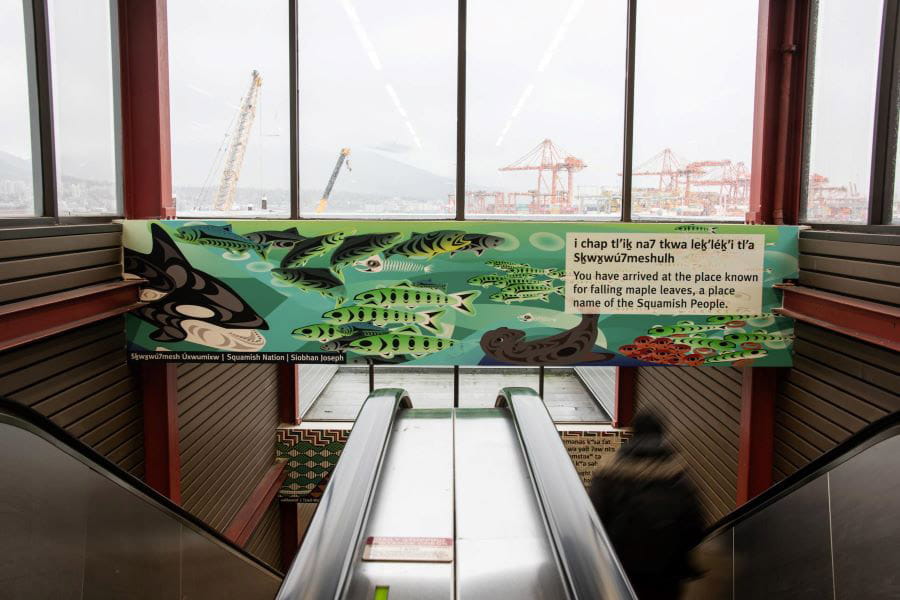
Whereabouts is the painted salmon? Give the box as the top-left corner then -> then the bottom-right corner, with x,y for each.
451,233 -> 505,256
347,326 -> 455,359
330,232 -> 402,273
486,260 -> 527,271
175,224 -> 271,258
507,266 -> 565,279
467,274 -> 506,288
354,282 -> 480,316
674,224 -> 718,233
704,348 -> 768,363
723,331 -> 795,344
678,337 -> 737,351
281,232 -> 348,268
384,230 -> 469,259
291,323 -> 353,343
321,305 -> 445,334
647,322 -> 728,337
245,227 -> 307,248
498,276 -> 554,289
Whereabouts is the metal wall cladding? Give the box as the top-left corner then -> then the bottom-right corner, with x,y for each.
245,499 -> 283,571
634,366 -> 742,523
0,316 -> 143,477
773,321 -> 900,482
299,365 -> 338,418
798,233 -> 900,307
176,363 -> 280,534
0,418 -> 281,600
0,225 -> 124,305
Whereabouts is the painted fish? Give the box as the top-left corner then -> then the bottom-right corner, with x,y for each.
244,227 -> 307,248
674,224 -> 718,233
504,283 -> 564,295
723,331 -> 795,344
330,232 -> 402,273
704,348 -> 768,363
451,233 -> 505,256
280,232 -> 348,268
678,337 -> 737,351
647,322 -> 728,337
490,286 -> 563,304
271,267 -> 344,300
354,282 -> 480,316
706,313 -> 774,324
291,323 -> 353,343
319,326 -> 391,352
507,266 -> 565,279
384,230 -> 470,259
347,326 -> 455,359
321,305 -> 445,334
498,276 -> 553,289
175,224 -> 271,258
467,274 -> 506,288
486,260 -> 528,271
353,255 -> 434,274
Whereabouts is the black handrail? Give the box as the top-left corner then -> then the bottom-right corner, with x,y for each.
0,395 -> 282,577
706,410 -> 900,537
497,386 -> 637,600
276,387 -> 412,600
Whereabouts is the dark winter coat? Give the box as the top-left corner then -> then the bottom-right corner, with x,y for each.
589,434 -> 705,592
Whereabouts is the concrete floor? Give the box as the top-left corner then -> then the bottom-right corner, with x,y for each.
304,366 -> 612,423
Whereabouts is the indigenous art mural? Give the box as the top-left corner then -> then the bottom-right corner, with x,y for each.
123,220 -> 799,367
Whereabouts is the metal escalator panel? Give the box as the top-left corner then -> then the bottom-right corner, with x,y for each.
343,409 -> 454,600
0,400 -> 281,600
278,388 -> 412,600
498,387 -> 636,600
454,407 -> 570,600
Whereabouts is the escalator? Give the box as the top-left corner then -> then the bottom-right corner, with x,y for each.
0,397 -> 282,600
687,411 -> 900,599
277,387 -> 635,600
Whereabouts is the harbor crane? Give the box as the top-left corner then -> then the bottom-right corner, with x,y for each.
498,139 -> 586,213
213,70 -> 262,212
315,148 -> 352,213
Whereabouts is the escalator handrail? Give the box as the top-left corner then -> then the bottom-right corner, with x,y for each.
497,386 -> 636,600
276,387 -> 412,600
0,396 -> 282,578
706,409 -> 900,538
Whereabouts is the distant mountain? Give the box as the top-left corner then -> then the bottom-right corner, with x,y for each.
0,150 -> 32,181
305,149 -> 454,201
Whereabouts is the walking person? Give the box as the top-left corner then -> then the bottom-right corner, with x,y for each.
589,412 -> 705,600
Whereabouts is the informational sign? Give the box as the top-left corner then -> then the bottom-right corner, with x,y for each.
123,220 -> 798,367
362,536 -> 453,563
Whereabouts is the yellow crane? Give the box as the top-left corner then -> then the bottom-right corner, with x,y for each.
316,148 -> 351,213
214,70 -> 262,212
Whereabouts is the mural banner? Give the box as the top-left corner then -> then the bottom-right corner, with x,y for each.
123,220 -> 799,367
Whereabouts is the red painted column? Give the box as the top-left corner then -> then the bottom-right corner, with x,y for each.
613,367 -> 637,428
118,0 -> 174,218
747,0 -> 810,225
140,363 -> 181,502
736,367 -> 778,505
279,364 -> 301,425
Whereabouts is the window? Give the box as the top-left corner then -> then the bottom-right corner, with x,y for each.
802,0 -> 883,224
0,0 -> 37,217
48,0 -> 120,216
465,0 -> 627,220
297,0 -> 457,218
632,0 -> 757,221
169,0 -> 290,217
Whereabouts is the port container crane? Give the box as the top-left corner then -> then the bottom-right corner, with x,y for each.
213,70 -> 262,212
316,148 -> 351,213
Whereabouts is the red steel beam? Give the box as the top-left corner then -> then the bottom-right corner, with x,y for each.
225,462 -> 288,547
777,285 -> 900,352
118,0 -> 174,219
279,364 -> 301,425
140,363 -> 181,502
0,281 -> 143,352
747,0 -> 810,225
736,367 -> 778,505
613,367 -> 636,428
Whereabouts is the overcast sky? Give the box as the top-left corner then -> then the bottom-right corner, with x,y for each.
0,0 -> 888,201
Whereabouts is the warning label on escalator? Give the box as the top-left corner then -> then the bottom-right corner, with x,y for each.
362,536 -> 453,563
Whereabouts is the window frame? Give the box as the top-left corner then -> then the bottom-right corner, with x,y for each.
800,0 -> 900,232
0,0 -> 124,228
